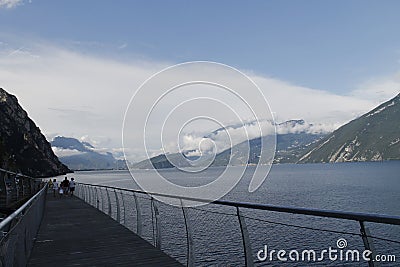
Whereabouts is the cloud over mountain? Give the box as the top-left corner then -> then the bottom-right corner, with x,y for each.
1,41 -> 396,160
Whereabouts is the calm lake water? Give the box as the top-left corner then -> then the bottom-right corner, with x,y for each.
67,161 -> 400,266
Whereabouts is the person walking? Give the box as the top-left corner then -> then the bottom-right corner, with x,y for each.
59,186 -> 64,198
61,177 -> 70,195
69,177 -> 76,196
47,178 -> 53,192
52,179 -> 59,197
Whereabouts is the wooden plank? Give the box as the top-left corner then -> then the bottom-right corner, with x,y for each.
28,194 -> 183,267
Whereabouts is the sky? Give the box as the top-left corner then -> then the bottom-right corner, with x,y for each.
1,0 -> 400,160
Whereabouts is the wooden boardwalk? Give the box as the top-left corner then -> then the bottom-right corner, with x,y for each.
28,194 -> 183,267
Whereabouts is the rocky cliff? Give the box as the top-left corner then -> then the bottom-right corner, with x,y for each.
0,88 -> 70,177
298,93 -> 400,163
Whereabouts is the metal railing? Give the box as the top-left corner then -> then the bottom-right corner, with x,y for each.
0,168 -> 43,212
76,182 -> 400,267
0,175 -> 47,267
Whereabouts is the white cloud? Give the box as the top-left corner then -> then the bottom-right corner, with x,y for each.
0,0 -> 23,9
275,121 -> 339,135
118,43 -> 128,49
0,42 -> 164,160
350,72 -> 400,103
251,76 -> 376,125
51,147 -> 85,157
1,40 -> 396,161
175,119 -> 340,157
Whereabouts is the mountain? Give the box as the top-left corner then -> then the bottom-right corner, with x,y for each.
274,132 -> 325,163
0,88 -> 70,177
51,136 -> 127,170
298,93 -> 400,163
51,136 -> 92,152
132,153 -> 190,169
58,151 -> 117,170
132,120 -> 326,169
212,124 -> 325,166
211,136 -> 270,166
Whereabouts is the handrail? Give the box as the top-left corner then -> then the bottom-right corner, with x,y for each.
0,184 -> 47,230
77,182 -> 399,267
0,168 -> 38,180
0,168 -> 43,210
0,172 -> 47,267
77,182 -> 400,226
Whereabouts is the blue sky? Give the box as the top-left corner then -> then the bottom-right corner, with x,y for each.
2,0 -> 399,93
0,0 -> 399,158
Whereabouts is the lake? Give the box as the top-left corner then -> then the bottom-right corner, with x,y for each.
65,161 -> 400,266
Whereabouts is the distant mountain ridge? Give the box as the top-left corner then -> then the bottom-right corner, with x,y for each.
298,93 -> 400,163
51,136 -> 92,152
0,88 -> 70,177
208,120 -> 326,165
132,119 -> 326,169
132,93 -> 400,169
51,136 -> 127,170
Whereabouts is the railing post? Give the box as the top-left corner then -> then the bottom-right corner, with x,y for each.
88,185 -> 91,203
236,207 -> 254,267
88,185 -> 93,204
180,200 -> 194,267
100,188 -> 105,213
79,184 -> 83,199
133,193 -> 142,236
11,174 -> 18,203
359,221 -> 380,267
25,177 -> 30,196
7,173 -> 14,205
29,179 -> 34,195
24,177 -> 29,196
105,188 -> 112,217
151,198 -> 161,249
88,185 -> 92,204
150,197 -> 155,246
85,185 -> 89,202
86,185 -> 91,204
0,171 -> 6,208
21,177 -> 26,197
76,184 -> 79,198
82,185 -> 86,201
91,186 -> 96,206
120,191 -> 126,226
114,189 -> 120,223
95,187 -> 99,209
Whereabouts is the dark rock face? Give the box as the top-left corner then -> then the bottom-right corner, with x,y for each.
0,88 -> 71,177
